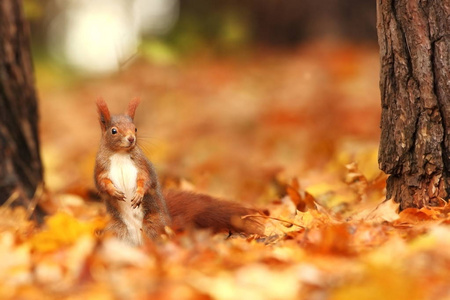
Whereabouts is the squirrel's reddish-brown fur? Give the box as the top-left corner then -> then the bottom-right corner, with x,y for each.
165,190 -> 264,235
94,98 -> 263,245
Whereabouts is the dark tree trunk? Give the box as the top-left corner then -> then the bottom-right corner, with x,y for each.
377,0 -> 449,210
0,0 -> 44,218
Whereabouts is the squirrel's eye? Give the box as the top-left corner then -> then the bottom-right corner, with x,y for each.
135,128 -> 137,133
111,128 -> 117,134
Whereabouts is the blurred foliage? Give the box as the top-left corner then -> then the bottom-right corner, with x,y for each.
24,0 -> 376,72
163,0 -> 376,48
23,0 -> 43,20
146,5 -> 251,60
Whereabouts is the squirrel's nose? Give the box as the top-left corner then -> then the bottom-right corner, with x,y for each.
128,136 -> 135,144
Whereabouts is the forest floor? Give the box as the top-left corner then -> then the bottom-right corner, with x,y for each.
1,41 -> 449,299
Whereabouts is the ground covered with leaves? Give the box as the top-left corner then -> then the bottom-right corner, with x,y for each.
1,42 -> 450,299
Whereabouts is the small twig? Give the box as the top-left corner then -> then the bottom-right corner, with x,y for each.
2,189 -> 20,208
27,183 -> 45,218
242,214 -> 305,229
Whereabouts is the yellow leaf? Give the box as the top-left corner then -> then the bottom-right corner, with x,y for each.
331,265 -> 423,300
30,213 -> 106,252
364,198 -> 400,223
299,211 -> 316,228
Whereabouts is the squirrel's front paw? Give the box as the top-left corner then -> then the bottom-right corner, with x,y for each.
131,193 -> 143,209
111,189 -> 126,201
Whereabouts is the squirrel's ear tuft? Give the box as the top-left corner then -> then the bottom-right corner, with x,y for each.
127,97 -> 141,120
96,97 -> 111,131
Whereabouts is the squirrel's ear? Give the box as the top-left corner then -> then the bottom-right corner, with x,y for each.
96,97 -> 111,131
126,97 -> 141,120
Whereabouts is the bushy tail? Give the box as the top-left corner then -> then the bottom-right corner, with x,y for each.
164,190 -> 264,235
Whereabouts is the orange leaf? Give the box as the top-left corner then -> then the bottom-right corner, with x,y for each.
396,207 -> 440,225
286,185 -> 305,212
286,178 -> 318,212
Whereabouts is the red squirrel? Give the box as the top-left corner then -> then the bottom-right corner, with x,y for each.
94,98 -> 263,245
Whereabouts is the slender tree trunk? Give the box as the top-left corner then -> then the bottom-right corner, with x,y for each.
377,0 -> 449,210
0,0 -> 44,218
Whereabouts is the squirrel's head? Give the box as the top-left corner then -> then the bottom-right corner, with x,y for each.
96,97 -> 140,152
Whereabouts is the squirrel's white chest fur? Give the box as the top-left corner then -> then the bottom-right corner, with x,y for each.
108,153 -> 144,245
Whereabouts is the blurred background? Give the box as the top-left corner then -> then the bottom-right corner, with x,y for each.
27,0 -> 376,74
24,0 -> 383,208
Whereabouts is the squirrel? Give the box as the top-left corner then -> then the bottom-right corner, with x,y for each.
94,98 -> 264,245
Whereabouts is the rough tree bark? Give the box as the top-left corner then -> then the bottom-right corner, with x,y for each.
0,0 -> 44,218
377,0 -> 449,210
